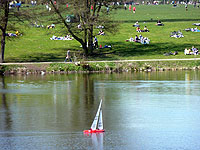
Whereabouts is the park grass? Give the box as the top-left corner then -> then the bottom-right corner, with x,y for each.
4,4 -> 200,62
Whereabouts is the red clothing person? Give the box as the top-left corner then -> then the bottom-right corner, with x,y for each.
129,4 -> 131,11
133,7 -> 136,13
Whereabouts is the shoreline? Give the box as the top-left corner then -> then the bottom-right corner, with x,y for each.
0,59 -> 200,75
1,58 -> 200,65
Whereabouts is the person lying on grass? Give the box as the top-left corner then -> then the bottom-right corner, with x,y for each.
97,30 -> 105,35
184,27 -> 200,32
170,31 -> 184,38
99,45 -> 112,49
6,31 -> 22,37
163,51 -> 178,56
126,37 -> 134,42
50,35 -> 73,40
192,23 -> 200,26
32,22 -> 44,28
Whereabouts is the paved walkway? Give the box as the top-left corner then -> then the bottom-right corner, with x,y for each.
0,58 -> 200,65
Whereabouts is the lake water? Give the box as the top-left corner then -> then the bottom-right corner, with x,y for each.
0,71 -> 200,150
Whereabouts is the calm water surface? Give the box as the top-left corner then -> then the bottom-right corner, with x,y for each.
0,71 -> 200,150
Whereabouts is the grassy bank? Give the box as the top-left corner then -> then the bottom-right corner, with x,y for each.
4,4 -> 200,62
1,60 -> 200,74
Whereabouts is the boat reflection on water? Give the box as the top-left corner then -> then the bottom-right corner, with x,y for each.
91,133 -> 104,150
84,133 -> 104,150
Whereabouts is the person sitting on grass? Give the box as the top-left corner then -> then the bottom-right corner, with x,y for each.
96,25 -> 104,29
141,37 -> 150,44
16,30 -> 20,36
191,27 -> 200,32
191,46 -> 199,55
194,48 -> 199,55
133,21 -> 140,27
136,27 -> 141,32
47,24 -> 55,29
78,24 -> 82,29
143,26 -> 149,32
184,48 -> 192,55
134,35 -> 140,42
156,20 -> 164,26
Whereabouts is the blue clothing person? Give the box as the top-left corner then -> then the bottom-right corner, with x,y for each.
94,37 -> 98,49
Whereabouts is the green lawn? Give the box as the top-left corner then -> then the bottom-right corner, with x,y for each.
5,4 -> 200,62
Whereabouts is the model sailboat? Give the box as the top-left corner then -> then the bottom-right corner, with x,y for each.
83,99 -> 105,133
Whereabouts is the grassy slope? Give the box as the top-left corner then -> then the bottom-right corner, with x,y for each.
4,4 -> 200,62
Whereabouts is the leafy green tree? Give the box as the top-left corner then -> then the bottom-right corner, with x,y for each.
49,0 -> 118,57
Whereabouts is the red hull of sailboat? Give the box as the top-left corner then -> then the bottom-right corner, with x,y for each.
83,129 -> 105,133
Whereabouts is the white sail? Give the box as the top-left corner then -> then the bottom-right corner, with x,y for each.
98,110 -> 103,130
90,100 -> 102,130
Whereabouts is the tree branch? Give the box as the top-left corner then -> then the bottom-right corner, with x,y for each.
49,0 -> 84,45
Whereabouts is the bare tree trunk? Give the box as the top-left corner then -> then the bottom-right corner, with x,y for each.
88,25 -> 94,54
0,1 -> 9,63
0,31 -> 6,63
84,28 -> 88,56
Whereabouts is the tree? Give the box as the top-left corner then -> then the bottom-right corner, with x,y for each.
49,0 -> 118,57
0,1 -> 35,63
0,0 -> 9,63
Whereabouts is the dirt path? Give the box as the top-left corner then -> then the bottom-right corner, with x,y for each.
0,58 -> 200,65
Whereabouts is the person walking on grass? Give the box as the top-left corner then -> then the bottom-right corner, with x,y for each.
124,3 -> 127,10
129,4 -> 131,11
64,50 -> 72,62
185,3 -> 188,11
133,6 -> 136,13
94,36 -> 98,49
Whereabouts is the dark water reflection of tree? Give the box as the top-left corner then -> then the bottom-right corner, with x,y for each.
0,76 -> 13,131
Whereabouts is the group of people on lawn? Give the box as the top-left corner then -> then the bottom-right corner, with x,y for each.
63,19 -> 199,61
184,46 -> 199,55
136,26 -> 149,32
127,35 -> 150,44
130,21 -> 150,44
